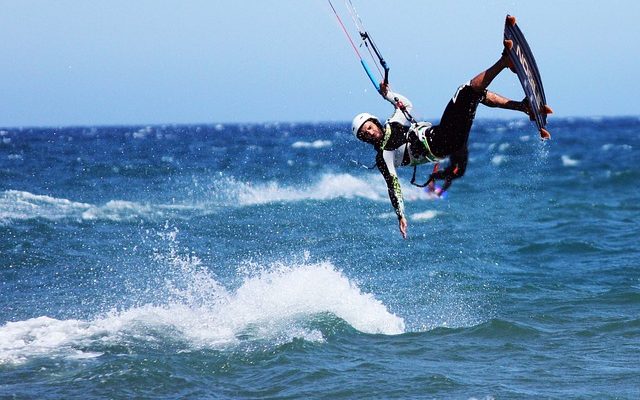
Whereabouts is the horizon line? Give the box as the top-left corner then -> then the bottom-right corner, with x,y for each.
2,115 -> 639,131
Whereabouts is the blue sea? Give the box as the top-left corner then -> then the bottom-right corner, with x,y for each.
0,117 -> 638,399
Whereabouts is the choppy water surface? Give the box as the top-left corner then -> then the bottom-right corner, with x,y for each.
1,118 -> 639,398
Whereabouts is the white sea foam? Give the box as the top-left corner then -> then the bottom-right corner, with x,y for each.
236,173 -> 384,205
498,143 -> 510,152
81,200 -> 159,221
3,175 -> 378,223
132,126 -> 153,139
0,173 -> 433,223
224,261 -> 405,336
0,190 -> 203,223
291,140 -> 332,149
0,190 -> 92,222
377,212 -> 397,220
402,185 -> 445,201
234,173 -> 447,206
507,120 -> 527,129
491,155 -> 507,166
411,210 -> 440,221
0,259 -> 404,364
602,143 -> 632,151
561,155 -> 580,167
234,172 -> 447,207
0,316 -> 104,364
519,135 -> 531,142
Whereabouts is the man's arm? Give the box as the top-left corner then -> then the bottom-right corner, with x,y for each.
376,151 -> 408,239
379,83 -> 414,125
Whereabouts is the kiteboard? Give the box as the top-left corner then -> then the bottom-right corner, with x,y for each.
503,15 -> 553,139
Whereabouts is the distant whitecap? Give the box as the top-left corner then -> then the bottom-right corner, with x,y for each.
411,210 -> 439,221
602,143 -> 632,151
561,155 -> 580,167
0,190 -> 204,223
491,155 -> 507,166
291,140 -> 332,149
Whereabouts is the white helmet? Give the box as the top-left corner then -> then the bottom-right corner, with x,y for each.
351,113 -> 378,139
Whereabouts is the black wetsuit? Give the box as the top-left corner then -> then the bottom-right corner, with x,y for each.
375,83 -> 485,220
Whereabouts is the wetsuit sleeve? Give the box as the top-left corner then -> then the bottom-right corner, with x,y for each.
383,89 -> 413,126
430,147 -> 468,192
376,150 -> 405,220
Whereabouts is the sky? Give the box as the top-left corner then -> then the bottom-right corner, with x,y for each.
1,0 -> 639,127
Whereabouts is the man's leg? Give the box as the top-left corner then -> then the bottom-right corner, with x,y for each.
469,52 -> 511,92
468,52 -> 529,115
429,53 -> 514,157
483,91 -> 528,114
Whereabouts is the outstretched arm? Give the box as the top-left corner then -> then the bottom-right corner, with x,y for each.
376,151 -> 408,239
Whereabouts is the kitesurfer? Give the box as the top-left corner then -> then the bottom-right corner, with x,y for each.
352,50 -> 531,239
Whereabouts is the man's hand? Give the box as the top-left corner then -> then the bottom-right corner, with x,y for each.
398,216 -> 408,239
379,82 -> 389,97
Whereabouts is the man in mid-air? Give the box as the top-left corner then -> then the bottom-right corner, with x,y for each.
352,49 -> 531,239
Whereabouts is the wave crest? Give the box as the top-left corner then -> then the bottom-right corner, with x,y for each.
0,256 -> 404,364
1,173 -> 437,223
0,190 -> 203,223
235,173 -> 384,205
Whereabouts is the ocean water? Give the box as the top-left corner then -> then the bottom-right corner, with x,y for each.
0,118 -> 638,399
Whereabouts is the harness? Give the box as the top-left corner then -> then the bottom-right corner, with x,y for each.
407,122 -> 443,187
407,122 -> 440,164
